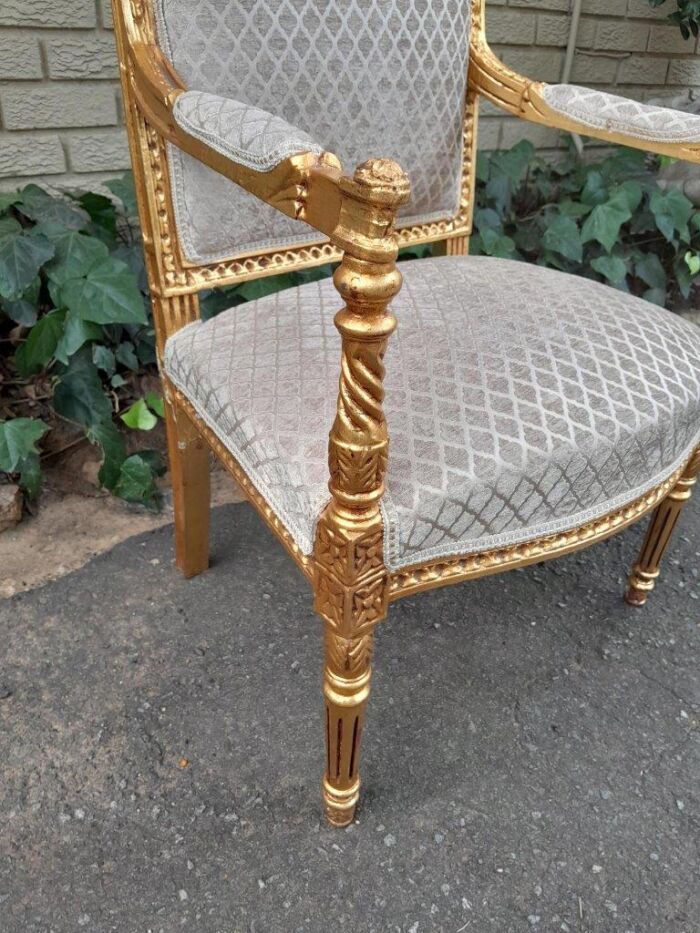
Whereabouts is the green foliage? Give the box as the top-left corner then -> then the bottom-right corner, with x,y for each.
648,0 -> 700,39
472,140 -> 700,305
0,417 -> 49,499
0,176 -> 160,504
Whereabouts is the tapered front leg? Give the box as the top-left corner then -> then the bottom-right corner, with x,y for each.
626,447 -> 700,606
322,628 -> 373,826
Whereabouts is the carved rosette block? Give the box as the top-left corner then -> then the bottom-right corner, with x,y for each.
315,158 -> 410,826
626,447 -> 700,606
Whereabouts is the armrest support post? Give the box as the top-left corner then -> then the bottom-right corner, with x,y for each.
313,157 -> 410,826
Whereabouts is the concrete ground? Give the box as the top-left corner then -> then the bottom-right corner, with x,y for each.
1,502 -> 698,933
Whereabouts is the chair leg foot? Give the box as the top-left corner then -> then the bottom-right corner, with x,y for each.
165,400 -> 210,579
625,448 -> 700,607
322,628 -> 373,828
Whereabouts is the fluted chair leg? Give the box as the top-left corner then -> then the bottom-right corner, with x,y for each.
165,401 -> 210,578
626,448 -> 700,606
322,626 -> 373,827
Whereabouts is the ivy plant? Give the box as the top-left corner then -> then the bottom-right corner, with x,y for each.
0,180 -> 165,506
471,141 -> 700,306
648,0 -> 700,38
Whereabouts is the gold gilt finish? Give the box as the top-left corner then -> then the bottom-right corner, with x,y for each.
113,0 -> 700,826
626,448 -> 700,606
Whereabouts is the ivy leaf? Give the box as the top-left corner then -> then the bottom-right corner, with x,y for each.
684,250 -> 700,276
121,398 -> 158,431
114,453 -> 161,508
105,174 -> 138,216
14,309 -> 66,376
643,287 -> 667,307
17,184 -> 90,230
0,215 -> 21,237
581,194 -> 631,253
54,312 -> 103,364
591,254 -> 628,286
635,252 -> 667,290
649,188 -> 693,243
580,171 -> 607,206
88,419 -> 126,491
0,192 -> 21,213
19,453 -> 43,500
474,207 -> 503,231
542,214 -> 582,263
0,417 -> 48,473
59,256 -> 146,325
144,391 -> 164,418
93,344 -> 116,375
44,230 -> 109,285
78,192 -> 118,239
0,229 -> 55,299
115,341 -> 139,369
53,349 -> 113,428
479,227 -> 518,259
612,180 -> 643,213
1,277 -> 40,326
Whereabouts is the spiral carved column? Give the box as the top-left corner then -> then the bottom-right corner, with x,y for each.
314,158 -> 410,826
626,446 -> 700,606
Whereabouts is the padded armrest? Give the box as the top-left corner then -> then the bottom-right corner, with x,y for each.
541,85 -> 700,145
172,90 -> 325,172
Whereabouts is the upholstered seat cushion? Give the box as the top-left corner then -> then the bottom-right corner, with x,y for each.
164,257 -> 700,571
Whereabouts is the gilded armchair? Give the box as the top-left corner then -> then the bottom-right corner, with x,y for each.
114,0 -> 700,826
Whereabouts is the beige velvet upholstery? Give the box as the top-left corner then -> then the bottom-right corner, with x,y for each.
153,0 -> 471,263
164,256 -> 700,570
542,85 -> 700,143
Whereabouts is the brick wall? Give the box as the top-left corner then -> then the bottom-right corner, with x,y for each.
0,0 -> 698,192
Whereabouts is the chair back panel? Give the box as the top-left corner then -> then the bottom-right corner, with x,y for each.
152,0 -> 471,265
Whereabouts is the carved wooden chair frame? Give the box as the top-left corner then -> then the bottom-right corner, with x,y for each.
114,0 -> 700,826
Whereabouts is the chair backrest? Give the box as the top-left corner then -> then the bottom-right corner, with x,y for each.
150,0 -> 473,266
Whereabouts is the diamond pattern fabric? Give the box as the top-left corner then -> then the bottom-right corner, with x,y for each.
173,91 -> 324,171
153,0 -> 470,263
543,84 -> 700,143
164,256 -> 700,570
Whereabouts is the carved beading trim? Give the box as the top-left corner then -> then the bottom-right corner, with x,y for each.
388,465 -> 687,600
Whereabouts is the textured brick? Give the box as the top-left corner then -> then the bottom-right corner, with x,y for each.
100,0 -> 114,29
484,9 -> 536,45
2,83 -> 118,130
45,35 -> 117,79
585,0 -> 628,14
536,14 -> 595,48
617,55 -> 669,85
595,21 -> 649,52
667,59 -> 700,85
0,0 -> 96,28
0,33 -> 42,79
507,0 -> 569,11
629,0 -> 673,18
501,47 -> 565,83
0,133 -> 65,177
647,25 -> 691,55
570,52 -> 621,85
65,128 -> 130,172
476,117 -> 502,150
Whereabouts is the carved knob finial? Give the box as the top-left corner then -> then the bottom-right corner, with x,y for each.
341,158 -> 411,209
